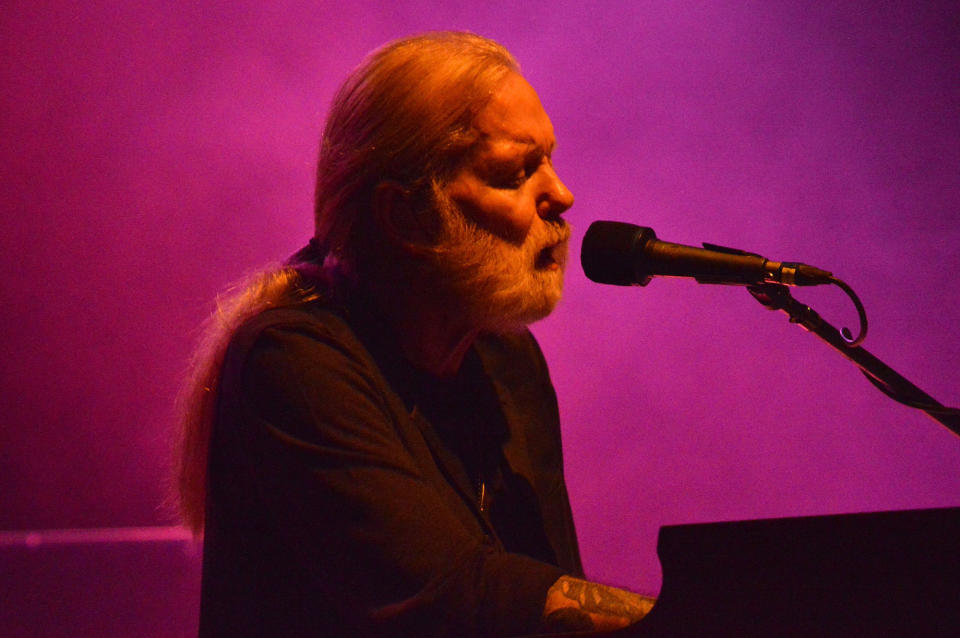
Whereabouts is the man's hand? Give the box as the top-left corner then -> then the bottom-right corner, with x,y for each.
539,576 -> 655,633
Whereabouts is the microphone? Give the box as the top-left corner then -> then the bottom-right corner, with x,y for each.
581,221 -> 834,287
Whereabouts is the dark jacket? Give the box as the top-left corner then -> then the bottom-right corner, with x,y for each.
200,298 -> 583,637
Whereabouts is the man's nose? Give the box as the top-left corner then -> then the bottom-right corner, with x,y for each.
537,163 -> 574,219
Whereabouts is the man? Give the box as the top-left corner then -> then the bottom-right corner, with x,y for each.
174,32 -> 655,637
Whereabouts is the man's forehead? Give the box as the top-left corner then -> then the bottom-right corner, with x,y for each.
471,74 -> 556,154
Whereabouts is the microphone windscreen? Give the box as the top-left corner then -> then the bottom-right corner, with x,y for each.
581,221 -> 655,286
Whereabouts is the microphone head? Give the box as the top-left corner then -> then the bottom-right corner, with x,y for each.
581,221 -> 656,286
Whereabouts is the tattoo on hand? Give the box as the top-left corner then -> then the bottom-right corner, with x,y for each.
541,576 -> 656,632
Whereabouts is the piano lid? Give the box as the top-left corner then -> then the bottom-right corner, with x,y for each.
628,506 -> 960,637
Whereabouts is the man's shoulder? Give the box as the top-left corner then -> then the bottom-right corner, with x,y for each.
224,300 -> 365,371
234,301 -> 350,342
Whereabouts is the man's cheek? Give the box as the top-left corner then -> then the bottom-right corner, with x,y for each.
468,197 -> 534,244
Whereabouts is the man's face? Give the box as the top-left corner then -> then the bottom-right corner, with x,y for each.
444,72 -> 574,245
429,72 -> 575,331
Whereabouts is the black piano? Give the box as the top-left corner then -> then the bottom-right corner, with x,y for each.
617,506 -> 960,637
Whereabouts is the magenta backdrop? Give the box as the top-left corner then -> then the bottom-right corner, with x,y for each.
3,0 -> 959,599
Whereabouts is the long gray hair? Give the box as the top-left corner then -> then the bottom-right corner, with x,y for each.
173,32 -> 519,534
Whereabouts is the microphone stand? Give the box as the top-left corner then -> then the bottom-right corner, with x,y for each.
746,283 -> 960,439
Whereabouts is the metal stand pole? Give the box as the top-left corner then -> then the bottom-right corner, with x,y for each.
747,283 -> 960,439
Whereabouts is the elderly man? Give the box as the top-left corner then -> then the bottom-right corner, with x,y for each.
175,32 -> 654,637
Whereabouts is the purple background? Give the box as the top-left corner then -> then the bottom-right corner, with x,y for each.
3,0 -> 959,612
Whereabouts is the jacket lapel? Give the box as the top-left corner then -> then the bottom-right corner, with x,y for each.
474,337 -> 534,493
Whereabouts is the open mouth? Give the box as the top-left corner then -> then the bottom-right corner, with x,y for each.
535,241 -> 567,270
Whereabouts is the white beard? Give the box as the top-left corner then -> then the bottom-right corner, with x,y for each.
424,187 -> 571,333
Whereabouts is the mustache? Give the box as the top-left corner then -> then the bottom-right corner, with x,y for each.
535,219 -> 572,250
530,219 -> 571,270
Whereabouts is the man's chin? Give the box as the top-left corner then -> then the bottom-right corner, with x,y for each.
479,282 -> 564,334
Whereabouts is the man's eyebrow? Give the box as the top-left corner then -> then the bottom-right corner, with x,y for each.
488,135 -> 556,155
511,135 -> 556,152
476,129 -> 556,148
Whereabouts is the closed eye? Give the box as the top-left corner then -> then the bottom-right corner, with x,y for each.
488,161 -> 530,189
503,155 -> 549,188
483,145 -> 549,189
